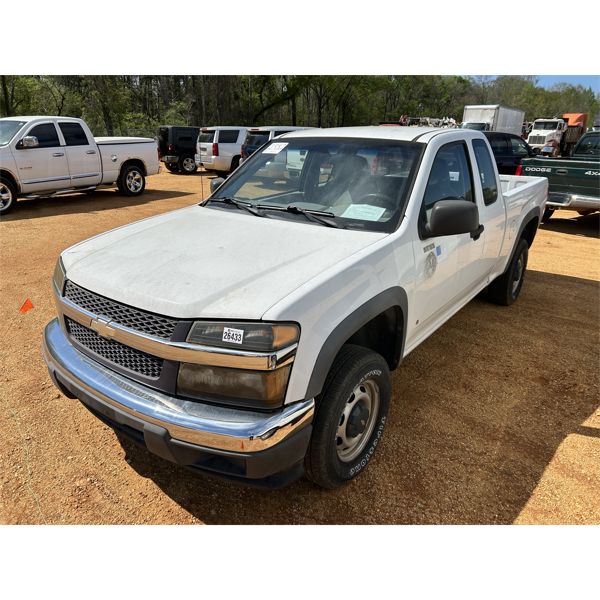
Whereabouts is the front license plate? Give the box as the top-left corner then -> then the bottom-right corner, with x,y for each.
542,146 -> 554,153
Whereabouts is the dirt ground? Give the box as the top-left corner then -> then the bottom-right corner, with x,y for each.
1,168 -> 598,525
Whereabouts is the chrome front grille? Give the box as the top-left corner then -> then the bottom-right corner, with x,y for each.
64,280 -> 177,339
66,317 -> 164,379
528,135 -> 547,145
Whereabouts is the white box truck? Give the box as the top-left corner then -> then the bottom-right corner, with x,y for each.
461,105 -> 525,136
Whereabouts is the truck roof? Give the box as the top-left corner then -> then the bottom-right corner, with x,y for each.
0,115 -> 85,124
281,125 -> 481,143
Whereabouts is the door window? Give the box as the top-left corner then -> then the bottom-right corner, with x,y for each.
472,139 -> 498,205
28,123 -> 60,148
488,135 -> 509,156
59,122 -> 90,146
423,142 -> 474,210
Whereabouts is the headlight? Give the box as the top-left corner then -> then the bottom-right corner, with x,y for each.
180,321 -> 299,409
187,321 -> 299,352
53,257 -> 66,294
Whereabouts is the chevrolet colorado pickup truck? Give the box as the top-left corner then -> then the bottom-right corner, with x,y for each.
519,130 -> 600,221
43,127 -> 547,489
0,116 -> 159,214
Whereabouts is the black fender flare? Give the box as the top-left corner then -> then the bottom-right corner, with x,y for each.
502,206 -> 541,274
305,287 -> 408,400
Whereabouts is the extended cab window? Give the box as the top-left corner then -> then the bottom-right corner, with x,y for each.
575,133 -> 600,155
28,123 -> 60,148
423,142 -> 474,210
59,122 -> 89,146
472,139 -> 498,205
218,130 -> 240,143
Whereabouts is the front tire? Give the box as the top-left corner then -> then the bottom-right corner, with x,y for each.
305,344 -> 391,489
487,238 -> 529,306
0,177 -> 17,215
117,164 -> 146,196
178,156 -> 197,174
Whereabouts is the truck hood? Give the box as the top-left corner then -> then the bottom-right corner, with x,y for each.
62,205 -> 386,320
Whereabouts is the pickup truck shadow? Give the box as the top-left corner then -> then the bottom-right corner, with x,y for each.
1,188 -> 194,221
540,212 -> 599,239
120,269 -> 599,524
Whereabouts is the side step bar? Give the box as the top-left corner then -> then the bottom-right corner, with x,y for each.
23,186 -> 97,199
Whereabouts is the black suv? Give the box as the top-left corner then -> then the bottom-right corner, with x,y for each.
484,131 -> 536,175
157,126 -> 200,174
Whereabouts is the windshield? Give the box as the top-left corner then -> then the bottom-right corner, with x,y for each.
0,120 -> 26,145
207,137 -> 424,233
462,122 -> 487,131
533,121 -> 560,130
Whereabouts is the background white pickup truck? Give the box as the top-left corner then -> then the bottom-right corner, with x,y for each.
0,116 -> 159,214
43,126 -> 547,489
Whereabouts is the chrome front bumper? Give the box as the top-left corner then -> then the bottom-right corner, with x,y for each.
42,318 -> 314,455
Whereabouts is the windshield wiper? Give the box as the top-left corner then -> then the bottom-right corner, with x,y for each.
256,204 -> 344,228
205,197 -> 265,217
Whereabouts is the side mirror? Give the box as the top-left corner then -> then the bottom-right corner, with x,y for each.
17,135 -> 39,149
424,199 -> 480,238
210,177 -> 225,194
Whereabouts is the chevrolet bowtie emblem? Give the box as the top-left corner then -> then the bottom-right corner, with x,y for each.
90,317 -> 116,340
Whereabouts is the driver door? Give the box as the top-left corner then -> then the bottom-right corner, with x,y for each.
11,121 -> 70,193
408,141 -> 479,345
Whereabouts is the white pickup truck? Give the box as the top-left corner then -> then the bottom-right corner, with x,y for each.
0,116 -> 159,214
43,126 -> 547,489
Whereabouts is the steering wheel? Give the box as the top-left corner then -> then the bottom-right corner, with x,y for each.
356,192 -> 395,209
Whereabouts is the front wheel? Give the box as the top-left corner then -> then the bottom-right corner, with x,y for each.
305,344 -> 391,489
0,177 -> 17,214
117,165 -> 146,196
487,238 -> 529,306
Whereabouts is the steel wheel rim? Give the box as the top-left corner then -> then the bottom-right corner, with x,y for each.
126,170 -> 143,192
336,378 -> 380,463
512,254 -> 524,295
182,158 -> 195,171
0,183 -> 13,210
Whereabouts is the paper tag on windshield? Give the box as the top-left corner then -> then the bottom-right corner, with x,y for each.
222,327 -> 244,345
341,204 -> 386,221
263,142 -> 288,154
449,171 -> 460,181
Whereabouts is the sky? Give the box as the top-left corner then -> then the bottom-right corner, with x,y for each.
535,75 -> 600,93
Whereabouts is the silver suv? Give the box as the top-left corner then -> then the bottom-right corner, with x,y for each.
195,126 -> 248,175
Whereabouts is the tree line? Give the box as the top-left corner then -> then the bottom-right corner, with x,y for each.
1,75 -> 598,137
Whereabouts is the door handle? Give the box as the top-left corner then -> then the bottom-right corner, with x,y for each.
52,152 -> 65,157
470,224 -> 484,241
555,168 -> 568,175
86,150 -> 97,155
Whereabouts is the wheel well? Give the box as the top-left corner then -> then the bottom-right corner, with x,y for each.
345,306 -> 403,371
521,216 -> 539,247
0,170 -> 19,194
120,159 -> 146,177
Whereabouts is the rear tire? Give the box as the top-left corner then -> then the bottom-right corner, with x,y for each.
230,156 -> 240,172
165,163 -> 179,173
117,164 -> 146,196
305,344 -> 391,489
541,207 -> 555,223
487,238 -> 529,306
0,177 -> 17,215
178,156 -> 197,174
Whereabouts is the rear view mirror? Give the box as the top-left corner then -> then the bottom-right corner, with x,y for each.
424,199 -> 480,238
17,135 -> 39,149
210,177 -> 225,194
